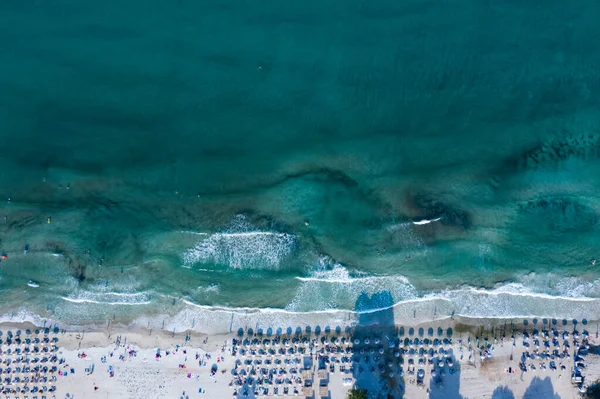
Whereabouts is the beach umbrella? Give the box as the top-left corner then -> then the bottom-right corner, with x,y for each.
562,319 -> 568,326
399,327 -> 405,336
582,319 -> 588,326
418,328 -> 424,337
409,328 -> 414,336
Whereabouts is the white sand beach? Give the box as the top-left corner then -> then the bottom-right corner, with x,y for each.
1,317 -> 599,399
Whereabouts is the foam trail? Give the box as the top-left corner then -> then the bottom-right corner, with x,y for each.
61,297 -> 152,306
60,291 -> 152,306
216,232 -> 288,237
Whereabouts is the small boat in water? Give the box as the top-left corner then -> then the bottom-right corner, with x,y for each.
27,280 -> 40,288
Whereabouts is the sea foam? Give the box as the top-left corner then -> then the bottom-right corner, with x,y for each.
288,261 -> 418,312
182,215 -> 296,269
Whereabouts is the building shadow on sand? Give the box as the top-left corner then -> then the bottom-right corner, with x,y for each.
490,376 -> 561,399
427,329 -> 465,399
491,385 -> 515,399
351,291 -> 405,398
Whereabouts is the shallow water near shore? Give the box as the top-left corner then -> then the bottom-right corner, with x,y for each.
2,0 -> 600,329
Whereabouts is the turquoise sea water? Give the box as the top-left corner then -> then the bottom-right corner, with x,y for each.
2,0 -> 600,327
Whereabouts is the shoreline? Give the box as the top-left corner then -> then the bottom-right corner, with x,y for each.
2,312 -> 597,348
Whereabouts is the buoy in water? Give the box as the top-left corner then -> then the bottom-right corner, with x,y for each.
47,217 -> 51,224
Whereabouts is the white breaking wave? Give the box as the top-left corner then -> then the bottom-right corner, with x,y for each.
412,217 -> 441,225
287,255 -> 600,322
182,216 -> 296,269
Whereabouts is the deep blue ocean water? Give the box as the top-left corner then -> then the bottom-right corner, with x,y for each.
1,0 -> 600,326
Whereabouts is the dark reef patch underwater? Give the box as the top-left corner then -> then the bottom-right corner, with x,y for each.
1,0 -> 600,326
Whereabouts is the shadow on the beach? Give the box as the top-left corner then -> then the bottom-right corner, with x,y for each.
351,290 -> 404,398
491,386 -> 515,399
522,376 -> 560,399
428,334 -> 464,399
